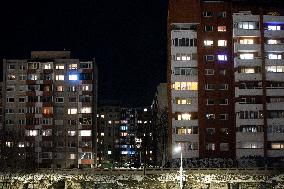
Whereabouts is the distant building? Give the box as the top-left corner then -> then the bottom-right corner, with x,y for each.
168,0 -> 284,160
2,51 -> 97,168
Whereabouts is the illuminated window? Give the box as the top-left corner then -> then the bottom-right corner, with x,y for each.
177,113 -> 191,120
218,26 -> 226,32
43,63 -> 52,69
240,39 -> 254,44
206,143 -> 215,150
240,53 -> 254,59
205,114 -> 215,120
176,126 -> 198,135
204,40 -> 214,46
108,151 -> 112,155
69,154 -> 76,159
42,107 -> 53,115
56,85 -> 64,91
271,143 -> 284,149
267,39 -> 279,44
28,62 -> 39,69
7,74 -> 16,80
267,25 -> 281,31
68,108 -> 77,114
25,130 -> 38,136
266,66 -> 284,73
69,74 -> 78,80
120,126 -> 128,130
69,64 -> 78,69
28,74 -> 40,80
175,97 -> 192,104
173,82 -> 198,90
173,53 -> 192,61
80,107 -> 92,113
56,75 -> 64,80
218,54 -> 227,61
217,11 -> 226,18
120,132 -> 128,136
218,40 -> 227,47
239,142 -> 263,149
238,21 -> 259,30
268,54 -> 282,60
82,84 -> 92,91
18,142 -> 25,148
42,129 -> 52,136
79,130 -> 92,136
68,131 -> 76,136
56,64 -> 65,69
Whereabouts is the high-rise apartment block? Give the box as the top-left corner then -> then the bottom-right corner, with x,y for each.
168,0 -> 284,160
2,51 -> 97,168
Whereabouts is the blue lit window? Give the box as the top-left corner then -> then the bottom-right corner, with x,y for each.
218,55 -> 227,61
268,25 -> 280,31
120,126 -> 128,130
69,74 -> 78,80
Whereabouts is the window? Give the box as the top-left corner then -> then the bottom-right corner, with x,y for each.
188,142 -> 198,150
69,74 -> 78,80
7,75 -> 16,80
42,129 -> 52,136
238,21 -> 259,30
69,97 -> 77,102
7,64 -> 16,70
69,154 -> 76,159
217,11 -> 226,18
82,84 -> 92,91
240,38 -> 254,44
218,55 -> 227,61
68,108 -> 77,114
267,39 -> 279,44
205,55 -> 214,61
55,97 -> 64,103
56,85 -> 64,92
239,125 -> 263,133
174,67 -> 197,76
177,113 -> 192,120
55,75 -> 64,80
203,11 -> 213,17
6,97 -> 14,103
175,97 -> 193,105
267,25 -> 281,31
240,53 -> 254,59
43,63 -> 52,69
80,62 -> 92,69
68,131 -> 76,136
28,62 -> 39,69
204,40 -> 214,46
217,26 -> 226,32
5,108 -> 14,114
205,113 -> 215,120
206,143 -> 215,150
206,128 -> 215,135
172,38 -> 197,47
206,99 -> 215,105
205,84 -> 215,90
268,54 -> 282,60
6,86 -> 15,92
68,85 -> 78,92
19,75 -> 27,80
271,142 -> 284,149
176,126 -> 198,135
239,142 -> 263,149
205,25 -> 213,32
205,69 -> 214,75
219,69 -> 226,75
219,84 -> 228,90
173,53 -> 194,61
220,114 -> 228,120
5,120 -> 14,125
19,97 -> 25,103
69,64 -> 77,69
25,130 -> 38,136
219,99 -> 228,105
173,82 -> 198,90
79,130 -> 92,136
218,40 -> 227,47
220,143 -> 229,151
80,107 -> 92,113
55,64 -> 65,69
42,107 -> 53,115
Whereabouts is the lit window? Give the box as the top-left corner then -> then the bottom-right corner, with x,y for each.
144,108 -> 147,112
80,107 -> 92,113
18,142 -> 25,148
238,21 -> 259,30
267,25 -> 281,31
82,84 -> 92,91
268,54 -> 282,60
173,82 -> 198,90
68,131 -> 76,136
56,75 -> 64,80
205,114 -> 215,120
25,130 -> 38,136
204,40 -> 214,46
108,151 -> 112,155
56,64 -> 65,69
218,26 -> 226,32
69,64 -> 78,69
240,53 -> 254,59
266,66 -> 284,73
218,40 -> 227,47
42,129 -> 52,136
79,130 -> 92,136
175,97 -> 192,105
203,11 -> 213,17
218,55 -> 227,61
240,39 -> 254,44
56,85 -> 64,91
177,113 -> 191,120
267,39 -> 278,44
42,107 -> 53,115
69,154 -> 76,159
69,74 -> 78,80
206,143 -> 215,150
68,108 -> 77,114
120,132 -> 128,136
43,63 -> 52,69
271,143 -> 284,149
7,75 -> 16,80
120,126 -> 128,130
101,132 -> 104,136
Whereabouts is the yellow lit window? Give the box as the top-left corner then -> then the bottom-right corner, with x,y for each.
240,39 -> 254,44
218,26 -> 226,32
173,82 -> 198,91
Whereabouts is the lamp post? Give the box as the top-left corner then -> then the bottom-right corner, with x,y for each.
175,145 -> 183,189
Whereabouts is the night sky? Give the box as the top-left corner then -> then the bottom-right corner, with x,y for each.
0,1 -> 168,106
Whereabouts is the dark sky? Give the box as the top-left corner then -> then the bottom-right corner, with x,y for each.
0,1 -> 168,106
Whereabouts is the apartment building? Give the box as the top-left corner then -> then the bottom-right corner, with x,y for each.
168,0 -> 284,160
2,51 -> 97,168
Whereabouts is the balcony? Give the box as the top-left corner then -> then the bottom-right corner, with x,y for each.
171,60 -> 198,68
267,118 -> 284,125
233,14 -> 260,22
171,90 -> 198,98
266,89 -> 284,96
233,29 -> 260,37
236,149 -> 264,159
172,119 -> 198,127
267,150 -> 284,157
264,30 -> 284,38
234,43 -> 261,53
171,75 -> 198,82
234,73 -> 262,82
265,44 -> 284,52
265,58 -> 284,66
171,46 -> 197,53
234,58 -> 262,67
235,88 -> 263,97
235,103 -> 263,112
236,118 -> 264,126
174,133 -> 199,142
267,133 -> 284,141
236,132 -> 264,142
266,73 -> 284,81
172,104 -> 198,112
267,102 -> 284,110
263,15 -> 284,23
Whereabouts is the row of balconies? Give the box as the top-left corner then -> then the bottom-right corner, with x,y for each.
234,73 -> 284,82
233,28 -> 284,38
234,43 -> 284,52
235,88 -> 284,96
234,58 -> 284,67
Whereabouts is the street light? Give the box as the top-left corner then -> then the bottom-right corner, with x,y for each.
175,145 -> 183,189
